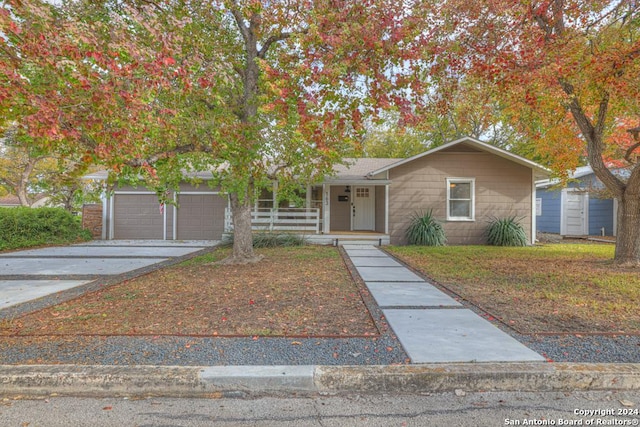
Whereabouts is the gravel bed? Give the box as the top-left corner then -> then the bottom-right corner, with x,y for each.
520,334 -> 640,363
0,335 -> 408,366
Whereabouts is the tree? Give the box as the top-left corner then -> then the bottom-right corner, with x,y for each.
36,0 -> 430,263
0,131 -> 54,206
429,0 -> 640,265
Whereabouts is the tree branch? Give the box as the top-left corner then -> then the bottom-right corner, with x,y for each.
126,143 -> 211,167
558,79 -> 625,196
258,32 -> 293,58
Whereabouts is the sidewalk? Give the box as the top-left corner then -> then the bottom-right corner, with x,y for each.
343,244 -> 544,363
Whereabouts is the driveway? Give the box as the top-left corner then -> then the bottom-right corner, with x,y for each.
0,240 -> 217,318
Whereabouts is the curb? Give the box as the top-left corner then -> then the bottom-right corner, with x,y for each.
1,363 -> 639,398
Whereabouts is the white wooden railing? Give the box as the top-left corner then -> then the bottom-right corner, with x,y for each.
224,208 -> 321,234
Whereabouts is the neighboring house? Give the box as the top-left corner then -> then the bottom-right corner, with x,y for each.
0,194 -> 50,208
536,165 -> 626,237
0,195 -> 20,207
88,137 -> 549,244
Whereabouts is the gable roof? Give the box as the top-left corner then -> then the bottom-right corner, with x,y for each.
537,165 -> 631,189
367,136 -> 550,180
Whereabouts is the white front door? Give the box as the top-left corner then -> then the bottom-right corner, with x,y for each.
562,191 -> 588,236
352,186 -> 375,231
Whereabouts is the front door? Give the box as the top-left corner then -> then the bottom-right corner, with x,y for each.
352,186 -> 375,230
562,191 -> 588,236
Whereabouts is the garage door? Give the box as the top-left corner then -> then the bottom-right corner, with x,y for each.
113,194 -> 164,239
176,194 -> 226,240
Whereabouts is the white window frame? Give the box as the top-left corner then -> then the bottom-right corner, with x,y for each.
446,178 -> 475,221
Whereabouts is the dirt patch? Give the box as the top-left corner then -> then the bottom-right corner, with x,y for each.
0,246 -> 379,338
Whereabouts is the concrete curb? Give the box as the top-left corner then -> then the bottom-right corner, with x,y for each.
1,363 -> 639,398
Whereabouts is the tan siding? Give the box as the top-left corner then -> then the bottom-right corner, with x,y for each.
388,153 -> 532,245
375,186 -> 386,233
330,186 -> 351,231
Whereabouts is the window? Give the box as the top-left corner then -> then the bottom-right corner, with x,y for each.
446,178 -> 475,221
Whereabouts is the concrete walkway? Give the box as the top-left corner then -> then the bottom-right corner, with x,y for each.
343,245 -> 545,363
0,240 -> 216,314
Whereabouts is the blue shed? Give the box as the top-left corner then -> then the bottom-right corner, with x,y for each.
536,166 -> 619,237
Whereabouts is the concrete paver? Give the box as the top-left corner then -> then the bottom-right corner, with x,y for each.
366,282 -> 462,307
348,257 -> 403,267
355,266 -> 424,282
0,280 -> 92,310
342,249 -> 389,258
383,309 -> 545,363
0,257 -> 169,276
345,245 -> 545,364
0,246 -> 203,258
0,241 -> 216,313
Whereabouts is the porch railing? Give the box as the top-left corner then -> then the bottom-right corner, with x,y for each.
224,208 -> 321,234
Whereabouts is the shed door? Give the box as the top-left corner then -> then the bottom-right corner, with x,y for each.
176,194 -> 226,240
562,191 -> 588,236
113,194 -> 164,239
352,186 -> 375,231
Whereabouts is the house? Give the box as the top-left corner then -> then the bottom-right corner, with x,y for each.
0,195 -> 21,207
536,165 -> 625,237
88,137 -> 549,244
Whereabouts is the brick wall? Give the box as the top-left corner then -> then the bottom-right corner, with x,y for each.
82,204 -> 103,239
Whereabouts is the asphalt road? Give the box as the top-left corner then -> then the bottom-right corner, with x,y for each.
1,390 -> 638,427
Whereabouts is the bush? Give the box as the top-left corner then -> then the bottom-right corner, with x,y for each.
486,216 -> 528,246
405,210 -> 446,246
0,207 -> 92,251
221,232 -> 306,248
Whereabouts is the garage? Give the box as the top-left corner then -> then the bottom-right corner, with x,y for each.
176,193 -> 227,240
113,194 -> 164,239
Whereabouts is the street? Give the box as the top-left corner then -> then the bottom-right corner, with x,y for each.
1,390 -> 638,427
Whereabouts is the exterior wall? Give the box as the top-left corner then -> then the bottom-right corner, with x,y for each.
375,186 -> 386,233
330,185 -> 351,231
536,188 -> 561,234
388,152 -> 533,245
81,204 -> 103,239
536,174 -> 615,237
588,197 -> 614,236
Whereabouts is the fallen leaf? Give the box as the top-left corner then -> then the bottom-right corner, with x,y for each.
620,399 -> 634,407
103,406 -> 112,410
291,341 -> 302,345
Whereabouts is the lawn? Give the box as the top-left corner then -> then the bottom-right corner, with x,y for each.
3,242 -> 637,339
0,246 -> 379,338
386,243 -> 640,334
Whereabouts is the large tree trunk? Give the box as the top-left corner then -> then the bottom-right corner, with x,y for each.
615,193 -> 640,267
225,190 -> 263,264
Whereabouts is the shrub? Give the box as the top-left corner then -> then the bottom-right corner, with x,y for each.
405,210 -> 446,246
0,207 -> 92,251
221,232 -> 306,248
486,216 -> 528,247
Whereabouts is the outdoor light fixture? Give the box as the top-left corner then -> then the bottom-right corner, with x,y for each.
345,186 -> 351,193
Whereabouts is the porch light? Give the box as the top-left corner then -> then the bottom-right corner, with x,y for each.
345,186 -> 351,193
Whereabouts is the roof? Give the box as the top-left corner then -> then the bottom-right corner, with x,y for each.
84,137 -> 549,184
368,136 -> 550,180
0,195 -> 20,206
536,165 -> 630,189
332,158 -> 399,180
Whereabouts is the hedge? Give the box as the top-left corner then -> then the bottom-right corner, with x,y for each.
0,207 -> 92,251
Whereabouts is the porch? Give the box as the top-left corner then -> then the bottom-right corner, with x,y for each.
223,207 -> 390,245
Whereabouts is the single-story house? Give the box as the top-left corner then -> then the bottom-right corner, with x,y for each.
87,137 -> 549,244
0,195 -> 21,207
536,165 -> 625,237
